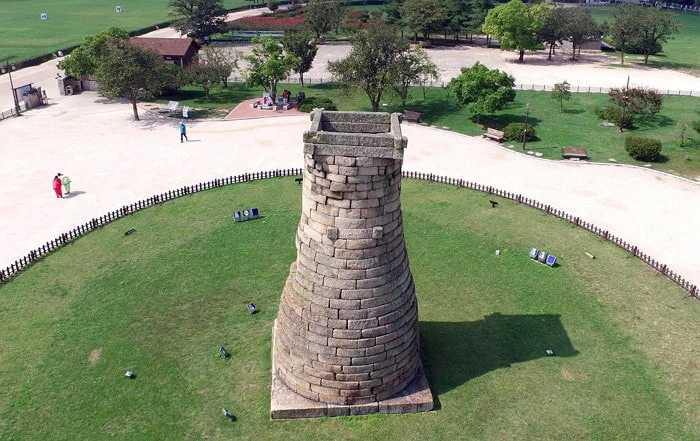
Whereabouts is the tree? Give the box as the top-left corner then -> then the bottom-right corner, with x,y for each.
602,84 -> 663,132
328,24 -> 411,112
391,47 -> 439,108
635,7 -> 679,64
609,4 -> 642,66
281,30 -> 318,86
168,0 -> 226,39
539,7 -> 567,61
187,57 -> 222,98
482,0 -> 552,63
243,37 -> 299,102
383,0 -> 406,37
200,45 -> 238,87
95,39 -> 167,121
675,118 -> 692,148
305,0 -> 343,39
444,0 -> 472,41
551,81 -> 571,113
449,61 -> 515,122
59,27 -> 130,77
401,0 -> 449,40
562,7 -> 599,60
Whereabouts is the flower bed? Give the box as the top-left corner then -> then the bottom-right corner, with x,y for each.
229,15 -> 306,31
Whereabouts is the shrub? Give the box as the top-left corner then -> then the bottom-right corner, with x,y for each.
595,105 -> 633,129
625,137 -> 662,162
229,15 -> 306,31
502,123 -> 536,142
692,119 -> 700,134
266,0 -> 279,11
298,96 -> 337,112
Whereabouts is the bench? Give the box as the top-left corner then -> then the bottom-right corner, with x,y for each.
231,30 -> 285,40
561,147 -> 588,159
482,128 -> 505,142
401,110 -> 421,123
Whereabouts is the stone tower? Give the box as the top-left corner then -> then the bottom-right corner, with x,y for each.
271,110 -> 433,419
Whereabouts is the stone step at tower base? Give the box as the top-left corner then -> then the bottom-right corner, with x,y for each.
270,110 -> 433,419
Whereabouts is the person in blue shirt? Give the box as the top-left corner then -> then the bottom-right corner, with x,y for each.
179,122 -> 188,143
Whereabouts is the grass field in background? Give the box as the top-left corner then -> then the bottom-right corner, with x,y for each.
0,0 -> 248,63
0,177 -> 697,440
154,83 -> 700,177
588,6 -> 700,75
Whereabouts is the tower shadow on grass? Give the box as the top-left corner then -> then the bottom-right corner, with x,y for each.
419,313 -> 579,401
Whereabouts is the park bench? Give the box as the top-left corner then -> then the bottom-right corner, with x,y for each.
231,30 -> 285,40
401,110 -> 421,123
561,147 -> 588,159
482,128 -> 505,142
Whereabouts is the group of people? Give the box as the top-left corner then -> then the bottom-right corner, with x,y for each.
52,173 -> 71,198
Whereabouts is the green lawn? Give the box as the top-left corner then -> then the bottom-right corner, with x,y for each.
0,177 -> 697,440
0,0 -> 248,64
155,83 -> 700,177
588,6 -> 700,75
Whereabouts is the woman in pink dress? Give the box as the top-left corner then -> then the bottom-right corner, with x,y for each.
53,175 -> 63,198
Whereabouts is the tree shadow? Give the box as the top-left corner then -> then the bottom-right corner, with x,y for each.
562,108 -> 585,115
420,313 -> 578,396
634,113 -> 675,130
476,114 -> 543,130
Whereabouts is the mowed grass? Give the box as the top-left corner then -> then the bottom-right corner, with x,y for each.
155,83 -> 700,177
0,178 -> 698,440
588,6 -> 700,75
0,0 -> 248,63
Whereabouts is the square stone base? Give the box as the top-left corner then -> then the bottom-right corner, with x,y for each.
270,320 -> 434,419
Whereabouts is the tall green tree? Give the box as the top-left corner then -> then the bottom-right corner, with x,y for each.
281,30 -> 318,86
186,57 -> 223,98
482,0 -> 552,63
444,0 -> 472,41
95,39 -> 167,121
401,0 -> 449,40
328,24 -> 411,112
305,0 -> 343,39
59,27 -> 130,77
561,7 -> 599,60
383,0 -> 406,37
168,0 -> 226,39
635,7 -> 680,64
391,47 -> 439,108
539,7 -> 567,60
200,45 -> 238,87
449,61 -> 515,122
609,4 -> 642,66
550,81 -> 571,113
243,37 -> 299,102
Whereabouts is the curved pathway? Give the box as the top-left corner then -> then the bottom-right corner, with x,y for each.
2,94 -> 699,289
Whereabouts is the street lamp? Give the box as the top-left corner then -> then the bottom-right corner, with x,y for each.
619,75 -> 630,134
2,60 -> 21,115
522,102 -> 531,150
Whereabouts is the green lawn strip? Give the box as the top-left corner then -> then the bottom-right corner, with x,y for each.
154,83 -> 700,177
0,0 -> 249,63
0,178 -> 697,440
588,6 -> 700,76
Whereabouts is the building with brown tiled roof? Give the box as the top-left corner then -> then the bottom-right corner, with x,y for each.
130,37 -> 201,67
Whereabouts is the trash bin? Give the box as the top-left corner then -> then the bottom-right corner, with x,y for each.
65,86 -> 73,95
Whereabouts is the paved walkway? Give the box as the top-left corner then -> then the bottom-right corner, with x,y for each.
2,93 -> 699,290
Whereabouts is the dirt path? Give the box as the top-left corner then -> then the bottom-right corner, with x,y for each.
2,94 -> 699,290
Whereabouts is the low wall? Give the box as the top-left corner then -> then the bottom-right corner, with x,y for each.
1,169 -> 697,302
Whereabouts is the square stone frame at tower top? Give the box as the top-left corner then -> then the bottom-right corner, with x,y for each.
270,110 -> 433,419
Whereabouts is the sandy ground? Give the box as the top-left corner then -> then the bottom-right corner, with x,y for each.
2,93 -> 700,290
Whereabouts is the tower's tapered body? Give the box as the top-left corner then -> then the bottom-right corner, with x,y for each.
271,111 -> 433,418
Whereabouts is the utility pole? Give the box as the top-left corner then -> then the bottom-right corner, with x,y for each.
2,60 -> 21,116
619,75 -> 629,134
522,102 -> 531,150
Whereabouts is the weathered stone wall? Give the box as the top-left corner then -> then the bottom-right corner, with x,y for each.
273,110 -> 421,405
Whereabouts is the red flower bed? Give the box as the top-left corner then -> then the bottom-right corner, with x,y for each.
229,15 -> 306,31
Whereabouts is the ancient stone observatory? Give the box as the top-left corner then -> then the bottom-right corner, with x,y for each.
273,110 -> 428,410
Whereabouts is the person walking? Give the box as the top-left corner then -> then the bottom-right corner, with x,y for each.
179,122 -> 188,143
58,173 -> 71,194
53,175 -> 63,198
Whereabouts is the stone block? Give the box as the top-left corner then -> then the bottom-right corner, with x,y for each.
326,226 -> 338,240
372,226 -> 384,239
